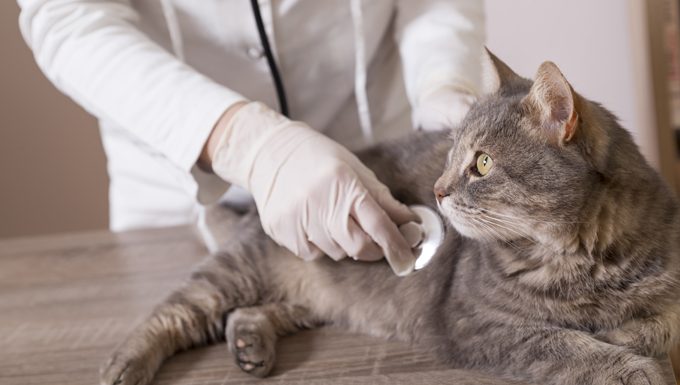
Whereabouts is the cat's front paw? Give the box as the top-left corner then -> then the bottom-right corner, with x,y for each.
100,350 -> 155,385
596,321 -> 667,357
597,327 -> 637,349
596,354 -> 665,385
226,308 -> 277,377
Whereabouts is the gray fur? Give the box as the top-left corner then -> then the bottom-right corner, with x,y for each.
101,53 -> 680,385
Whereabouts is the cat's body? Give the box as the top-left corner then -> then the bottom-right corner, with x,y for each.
101,54 -> 680,385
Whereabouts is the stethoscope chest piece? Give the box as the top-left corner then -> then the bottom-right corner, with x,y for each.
398,205 -> 446,271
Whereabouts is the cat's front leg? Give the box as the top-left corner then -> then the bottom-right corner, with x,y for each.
526,329 -> 665,385
464,326 -> 666,385
595,304 -> 680,357
100,252 -> 263,385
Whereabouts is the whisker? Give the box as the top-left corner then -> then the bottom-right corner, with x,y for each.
484,224 -> 524,251
479,214 -> 533,241
477,215 -> 533,247
473,216 -> 525,251
462,215 -> 500,244
480,215 -> 540,241
449,204 -> 532,248
480,208 -> 585,225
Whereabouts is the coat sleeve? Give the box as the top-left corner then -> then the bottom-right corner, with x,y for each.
17,0 -> 246,172
395,0 -> 485,107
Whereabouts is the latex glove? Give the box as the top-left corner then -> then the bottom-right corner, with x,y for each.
413,85 -> 477,131
211,102 -> 418,276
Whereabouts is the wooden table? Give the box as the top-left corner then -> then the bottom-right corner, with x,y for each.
0,227 -> 675,385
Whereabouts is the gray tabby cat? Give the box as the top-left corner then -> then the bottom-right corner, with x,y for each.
100,52 -> 680,385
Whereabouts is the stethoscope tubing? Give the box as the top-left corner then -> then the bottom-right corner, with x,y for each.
250,0 -> 289,118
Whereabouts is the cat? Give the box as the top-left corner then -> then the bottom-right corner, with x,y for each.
100,51 -> 680,385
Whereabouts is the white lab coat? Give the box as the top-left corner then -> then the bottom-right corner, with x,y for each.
18,0 -> 485,231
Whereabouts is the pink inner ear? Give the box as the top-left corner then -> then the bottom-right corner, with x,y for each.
563,110 -> 578,143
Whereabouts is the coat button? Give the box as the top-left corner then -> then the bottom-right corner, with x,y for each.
247,46 -> 264,60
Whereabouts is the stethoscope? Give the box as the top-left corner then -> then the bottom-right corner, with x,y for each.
250,0 -> 289,118
250,1 -> 446,274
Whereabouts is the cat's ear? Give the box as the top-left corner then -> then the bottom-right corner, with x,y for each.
481,48 -> 522,94
522,61 -> 580,145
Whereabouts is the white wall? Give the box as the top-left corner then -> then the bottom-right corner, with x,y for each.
485,0 -> 658,168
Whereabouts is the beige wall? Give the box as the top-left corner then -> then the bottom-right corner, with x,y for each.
0,2 -> 108,239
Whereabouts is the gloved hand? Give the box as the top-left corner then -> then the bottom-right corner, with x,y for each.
211,102 -> 418,276
412,85 -> 477,131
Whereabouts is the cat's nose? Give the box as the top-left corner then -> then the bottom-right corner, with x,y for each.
434,184 -> 451,202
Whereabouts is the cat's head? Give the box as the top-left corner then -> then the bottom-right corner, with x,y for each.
434,50 -> 647,251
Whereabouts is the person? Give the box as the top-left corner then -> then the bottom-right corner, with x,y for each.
18,0 -> 485,275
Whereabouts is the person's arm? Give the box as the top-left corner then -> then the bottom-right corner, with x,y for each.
18,0 -> 246,172
395,0 -> 485,130
20,1 -> 418,273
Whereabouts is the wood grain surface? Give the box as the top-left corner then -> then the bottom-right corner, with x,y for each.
0,227 -> 675,385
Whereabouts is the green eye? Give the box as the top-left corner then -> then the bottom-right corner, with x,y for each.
475,153 -> 493,176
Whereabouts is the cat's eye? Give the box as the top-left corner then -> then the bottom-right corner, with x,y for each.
475,153 -> 493,176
